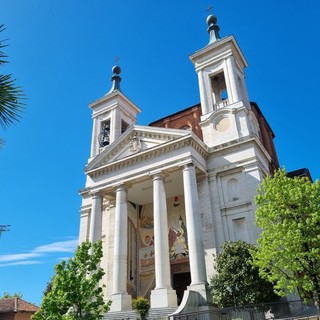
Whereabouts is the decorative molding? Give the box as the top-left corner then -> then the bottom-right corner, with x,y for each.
220,200 -> 252,214
87,133 -> 208,179
86,128 -> 191,171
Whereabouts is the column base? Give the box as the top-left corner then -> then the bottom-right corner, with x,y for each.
150,287 -> 177,308
110,293 -> 132,312
187,283 -> 211,306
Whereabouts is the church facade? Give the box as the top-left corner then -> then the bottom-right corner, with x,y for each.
78,12 -> 279,312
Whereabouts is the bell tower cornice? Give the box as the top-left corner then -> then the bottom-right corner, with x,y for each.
89,90 -> 141,117
190,35 -> 248,72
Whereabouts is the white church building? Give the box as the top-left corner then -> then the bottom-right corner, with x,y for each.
78,11 -> 279,313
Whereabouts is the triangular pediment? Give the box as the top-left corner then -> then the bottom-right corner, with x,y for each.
85,125 -> 192,172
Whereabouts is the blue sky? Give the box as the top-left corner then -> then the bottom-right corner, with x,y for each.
1,0 -> 319,306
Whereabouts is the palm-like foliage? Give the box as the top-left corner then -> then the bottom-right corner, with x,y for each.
0,24 -> 24,131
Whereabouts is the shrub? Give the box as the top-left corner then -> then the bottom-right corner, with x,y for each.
132,297 -> 150,320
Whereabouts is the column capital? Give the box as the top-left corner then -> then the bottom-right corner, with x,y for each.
115,184 -> 127,193
177,159 -> 195,170
114,182 -> 131,192
179,159 -> 207,176
149,169 -> 168,179
90,191 -> 103,199
182,162 -> 195,171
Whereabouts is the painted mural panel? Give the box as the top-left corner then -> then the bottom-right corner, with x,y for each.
137,195 -> 189,297
168,196 -> 189,260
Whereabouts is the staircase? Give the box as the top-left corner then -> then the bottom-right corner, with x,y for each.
103,307 -> 177,320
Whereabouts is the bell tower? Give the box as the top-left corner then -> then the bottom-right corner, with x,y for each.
88,65 -> 141,161
190,12 -> 259,148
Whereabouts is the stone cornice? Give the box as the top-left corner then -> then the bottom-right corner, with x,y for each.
89,90 -> 141,115
206,135 -> 272,176
86,125 -> 180,171
85,125 -> 208,173
220,200 -> 252,213
189,35 -> 248,71
200,100 -> 248,126
86,133 -> 208,179
208,134 -> 271,161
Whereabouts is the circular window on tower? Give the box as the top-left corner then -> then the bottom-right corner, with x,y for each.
215,116 -> 230,132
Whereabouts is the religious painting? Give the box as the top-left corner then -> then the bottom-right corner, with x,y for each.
139,203 -> 155,276
137,196 -> 189,297
139,228 -> 155,276
168,196 -> 189,261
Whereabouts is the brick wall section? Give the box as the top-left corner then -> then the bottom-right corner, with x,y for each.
149,104 -> 203,141
251,102 -> 279,171
149,102 -> 279,172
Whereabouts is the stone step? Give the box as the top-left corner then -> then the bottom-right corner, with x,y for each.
103,307 -> 177,320
103,310 -> 136,320
149,307 -> 177,320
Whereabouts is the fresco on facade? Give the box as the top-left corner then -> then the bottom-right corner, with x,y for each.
138,196 -> 189,296
138,202 -> 155,296
168,196 -> 189,260
139,227 -> 155,276
138,196 -> 189,271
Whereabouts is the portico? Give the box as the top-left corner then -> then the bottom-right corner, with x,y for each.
82,129 -> 209,311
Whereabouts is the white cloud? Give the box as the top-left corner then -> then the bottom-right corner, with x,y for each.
34,239 -> 78,253
0,238 -> 78,267
0,260 -> 42,268
0,252 -> 42,262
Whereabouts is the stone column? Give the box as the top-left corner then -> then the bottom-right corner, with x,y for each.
88,193 -> 103,243
226,56 -> 241,104
150,173 -> 177,308
182,163 -> 209,304
110,184 -> 132,311
198,70 -> 213,114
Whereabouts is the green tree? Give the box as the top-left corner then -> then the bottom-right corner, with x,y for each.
252,169 -> 320,313
210,240 -> 278,307
0,24 -> 24,143
32,241 -> 111,320
43,280 -> 53,297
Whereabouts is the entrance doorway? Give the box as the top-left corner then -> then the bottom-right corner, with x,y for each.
173,272 -> 191,305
